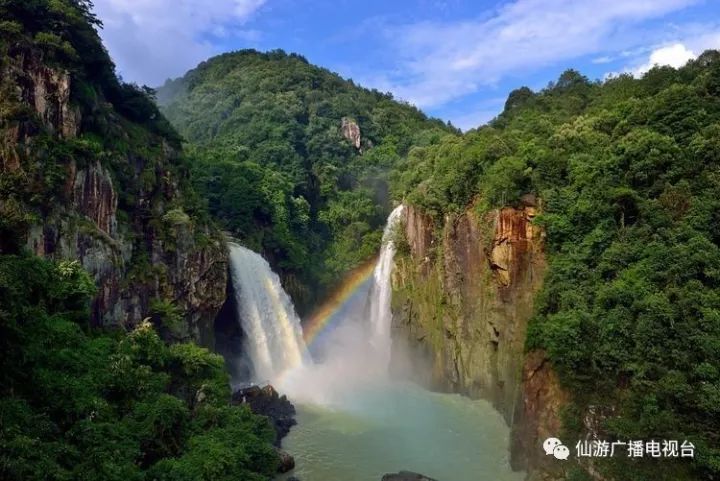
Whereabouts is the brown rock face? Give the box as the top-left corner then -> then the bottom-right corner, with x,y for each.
392,204 -> 545,420
392,203 -> 567,479
3,53 -> 227,342
72,161 -> 117,235
341,117 -> 362,150
510,350 -> 569,475
27,64 -> 81,138
404,205 -> 435,273
489,207 -> 540,288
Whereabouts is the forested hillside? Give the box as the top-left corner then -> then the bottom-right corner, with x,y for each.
157,52 -> 452,311
0,1 -> 278,479
0,0 -> 228,336
393,54 -> 720,480
3,1 -> 719,480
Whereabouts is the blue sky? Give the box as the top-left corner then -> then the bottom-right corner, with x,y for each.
93,0 -> 720,130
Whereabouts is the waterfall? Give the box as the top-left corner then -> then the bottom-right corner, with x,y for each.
275,205 -> 406,405
228,243 -> 310,382
367,204 -> 405,366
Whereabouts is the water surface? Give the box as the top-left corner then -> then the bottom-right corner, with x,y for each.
278,382 -> 524,481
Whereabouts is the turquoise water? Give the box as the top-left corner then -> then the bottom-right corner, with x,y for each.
278,382 -> 524,481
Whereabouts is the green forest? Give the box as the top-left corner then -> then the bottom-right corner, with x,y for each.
0,255 -> 278,481
1,0 -> 720,480
393,60 -> 720,480
0,1 -> 278,479
157,52 -> 451,311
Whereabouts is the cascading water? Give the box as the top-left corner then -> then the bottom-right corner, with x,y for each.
278,206 -> 404,409
278,207 -> 522,481
227,209 -> 522,481
367,204 -> 405,367
228,243 -> 310,383
277,205 -> 406,405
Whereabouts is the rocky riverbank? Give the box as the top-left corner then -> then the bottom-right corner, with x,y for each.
231,384 -> 297,474
232,384 -> 297,445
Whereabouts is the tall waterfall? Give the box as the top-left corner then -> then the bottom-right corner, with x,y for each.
229,243 -> 310,382
277,205 -> 407,405
367,204 -> 405,367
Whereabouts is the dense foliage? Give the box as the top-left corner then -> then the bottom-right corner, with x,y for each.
1,0 -> 225,343
0,0 -> 179,140
0,255 -> 278,481
0,0 -> 204,254
157,51 -> 452,310
4,2 -> 719,481
1,3 -> 279,479
394,55 -> 720,480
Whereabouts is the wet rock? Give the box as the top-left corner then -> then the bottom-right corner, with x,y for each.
276,448 -> 295,473
381,471 -> 438,481
391,203 -> 546,420
231,384 -> 297,445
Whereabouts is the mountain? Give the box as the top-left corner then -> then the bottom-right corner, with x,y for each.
3,2 -> 720,481
156,50 -> 453,312
391,55 -> 720,481
0,0 -> 228,339
0,2 -> 279,479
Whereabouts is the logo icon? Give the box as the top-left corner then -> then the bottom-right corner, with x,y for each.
543,437 -> 570,460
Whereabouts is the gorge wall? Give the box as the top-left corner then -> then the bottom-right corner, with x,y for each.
391,200 -> 568,476
1,52 -> 227,343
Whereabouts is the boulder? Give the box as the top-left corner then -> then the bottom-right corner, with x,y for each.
276,448 -> 295,473
231,384 -> 297,445
381,471 -> 438,481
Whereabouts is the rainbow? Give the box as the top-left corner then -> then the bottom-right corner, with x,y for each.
303,257 -> 377,346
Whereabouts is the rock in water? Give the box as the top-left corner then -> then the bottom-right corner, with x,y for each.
382,472 -> 438,481
231,384 -> 297,445
276,448 -> 296,473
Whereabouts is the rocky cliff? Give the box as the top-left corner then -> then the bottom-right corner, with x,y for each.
391,201 -> 567,476
1,44 -> 226,343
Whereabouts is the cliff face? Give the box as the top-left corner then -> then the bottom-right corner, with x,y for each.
1,53 -> 227,343
392,202 -> 566,474
511,351 -> 570,478
392,202 -> 545,416
340,117 -> 362,150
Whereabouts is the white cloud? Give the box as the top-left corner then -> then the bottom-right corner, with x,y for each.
368,0 -> 699,108
631,43 -> 696,76
606,30 -> 720,78
93,0 -> 266,86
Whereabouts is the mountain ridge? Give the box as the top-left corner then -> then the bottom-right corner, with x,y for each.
157,48 -> 455,313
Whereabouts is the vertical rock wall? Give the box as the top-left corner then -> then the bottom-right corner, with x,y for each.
392,201 -> 568,477
2,55 -> 227,343
392,202 -> 545,419
511,351 -> 570,477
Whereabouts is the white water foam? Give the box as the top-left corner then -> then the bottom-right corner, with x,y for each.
278,205 -> 406,407
228,243 -> 310,383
